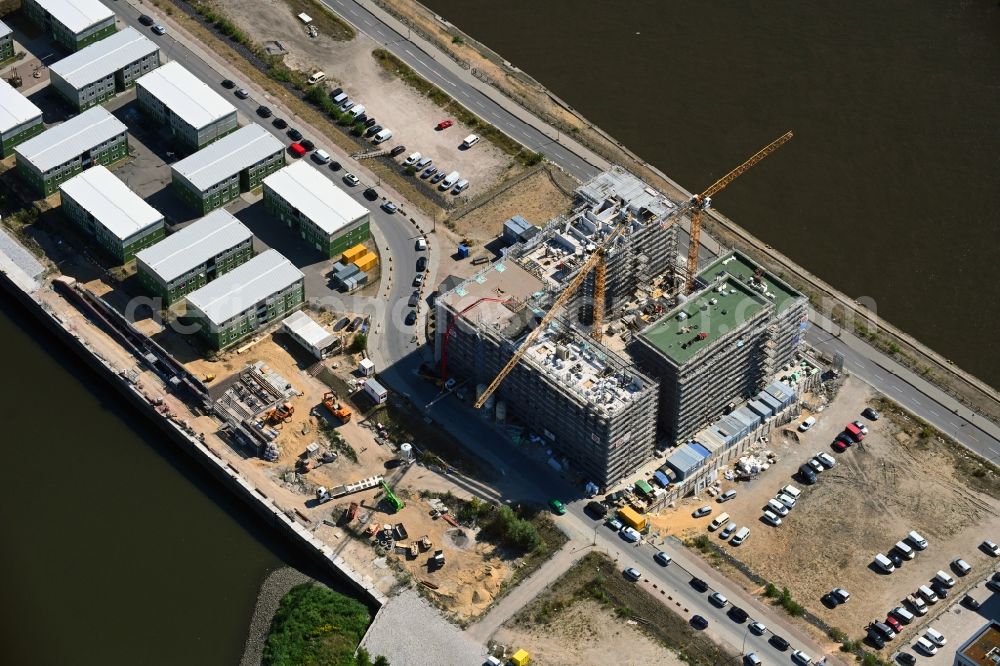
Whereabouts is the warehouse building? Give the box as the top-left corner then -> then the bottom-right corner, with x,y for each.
136,61 -> 238,151
15,105 -> 128,196
0,78 -> 44,157
262,161 -> 370,258
0,20 -> 15,62
171,124 -> 285,214
281,310 -> 339,360
59,164 -> 165,263
186,249 -> 305,350
23,0 -> 116,51
49,27 -> 160,111
135,209 -> 254,304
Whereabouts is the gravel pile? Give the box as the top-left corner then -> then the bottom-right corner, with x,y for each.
361,588 -> 487,666
240,567 -> 314,666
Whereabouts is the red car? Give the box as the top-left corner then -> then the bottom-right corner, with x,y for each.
435,119 -> 454,131
832,440 -> 849,452
884,615 -> 902,633
288,142 -> 306,157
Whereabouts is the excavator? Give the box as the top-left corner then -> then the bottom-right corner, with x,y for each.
322,392 -> 352,423
263,401 -> 294,425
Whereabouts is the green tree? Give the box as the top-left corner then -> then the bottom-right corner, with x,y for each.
351,333 -> 367,352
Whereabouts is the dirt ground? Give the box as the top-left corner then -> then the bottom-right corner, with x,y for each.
653,377 -> 1000,645
213,0 -> 512,197
494,599 -> 686,666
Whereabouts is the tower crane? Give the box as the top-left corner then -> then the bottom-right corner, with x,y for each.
474,131 -> 792,409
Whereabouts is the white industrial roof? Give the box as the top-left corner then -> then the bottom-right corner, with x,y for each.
282,310 -> 336,349
59,165 -> 163,242
32,0 -> 114,34
187,249 -> 303,325
16,106 -> 126,172
0,19 -> 12,39
172,124 -> 284,190
0,78 -> 43,134
136,61 -> 236,130
263,161 -> 367,235
135,209 -> 253,283
50,27 -> 158,89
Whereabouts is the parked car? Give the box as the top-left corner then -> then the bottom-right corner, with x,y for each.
435,119 -> 454,130
364,117 -> 378,128
690,577 -> 709,592
807,458 -> 824,474
584,501 -> 607,519
935,570 -> 957,587
221,78 -> 236,89
287,143 -> 306,158
776,493 -> 796,509
365,124 -> 383,137
718,489 -> 737,502
762,510 -> 782,526
430,171 -> 446,184
389,145 -> 407,157
654,551 -> 671,566
151,24 -> 166,35
884,615 -> 902,633
766,499 -> 789,517
708,592 -> 728,607
831,588 -> 850,603
914,636 -> 937,655
743,653 -> 761,666
930,580 -> 949,599
287,128 -> 303,141
404,310 -> 416,326
403,152 -> 422,166
416,257 -> 427,272
728,606 -> 748,622
235,88 -> 249,99
412,274 -> 424,287
832,439 -> 849,452
300,139 -> 315,151
719,522 -> 737,539
690,614 -> 709,630
256,105 -> 272,117
799,416 -> 816,431
748,621 -> 766,635
983,540 -> 1000,556
548,499 -> 566,515
769,635 -> 789,651
887,550 -> 903,568
952,558 -> 972,575
693,505 -> 712,518
791,649 -> 812,665
619,527 -> 641,543
862,407 -> 880,420
798,465 -> 817,484
896,653 -> 916,666
852,420 -> 870,435
272,117 -> 287,129
924,628 -> 946,646
623,567 -> 641,582
363,187 -> 378,201
342,173 -> 360,186
605,517 -> 623,531
139,14 -> 155,26
381,201 -> 398,214
329,161 -> 341,172
422,166 -> 438,179
963,594 -> 981,610
816,452 -> 836,468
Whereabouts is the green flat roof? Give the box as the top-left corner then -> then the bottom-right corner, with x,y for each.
640,277 -> 769,366
698,250 -> 803,315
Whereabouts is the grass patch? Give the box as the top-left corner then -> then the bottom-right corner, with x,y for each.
371,49 -> 542,167
282,0 -> 355,40
509,552 -> 735,666
262,582 -> 387,666
763,583 -> 805,617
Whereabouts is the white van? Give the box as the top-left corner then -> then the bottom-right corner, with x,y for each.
331,91 -> 348,105
799,416 -> 816,431
416,156 -> 433,169
924,627 -> 946,646
767,499 -> 789,517
890,606 -> 914,624
440,171 -> 460,189
874,553 -> 895,573
781,484 -> 802,499
894,540 -> 914,559
403,151 -> 422,166
307,71 -> 326,85
372,128 -> 393,144
918,585 -> 938,603
776,493 -> 796,509
451,179 -> 470,194
461,134 -> 479,148
907,531 -> 928,550
415,237 -> 427,251
914,636 -> 937,655
709,512 -> 730,531
934,570 -> 956,588
313,149 -> 331,164
348,104 -> 365,118
731,526 -> 750,545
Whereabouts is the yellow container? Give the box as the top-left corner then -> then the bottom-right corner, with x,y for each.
341,244 -> 366,263
353,251 -> 379,272
510,650 -> 530,666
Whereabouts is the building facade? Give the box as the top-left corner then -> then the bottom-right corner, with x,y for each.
49,27 -> 160,111
136,61 -> 238,151
0,78 -> 44,157
23,0 -> 116,51
136,209 -> 254,304
15,106 -> 128,196
171,124 -> 285,214
0,20 -> 15,62
262,162 -> 370,259
185,249 -> 305,350
59,165 -> 165,263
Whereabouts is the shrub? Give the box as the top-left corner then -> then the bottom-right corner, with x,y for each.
351,333 -> 367,352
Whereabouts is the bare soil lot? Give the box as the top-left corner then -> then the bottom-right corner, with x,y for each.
654,377 -> 1000,645
213,0 -> 513,197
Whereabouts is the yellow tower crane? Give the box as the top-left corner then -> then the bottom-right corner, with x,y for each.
474,131 -> 792,409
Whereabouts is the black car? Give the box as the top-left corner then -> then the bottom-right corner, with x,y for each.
404,310 -> 416,326
256,105 -> 272,118
287,128 -> 303,141
821,592 -> 837,607
139,14 -> 155,26
690,577 -> 709,593
355,113 -> 368,124
363,187 -> 378,201
768,635 -> 789,651
416,257 -> 427,272
329,161 -> 341,172
690,615 -> 709,630
365,124 -> 382,137
234,88 -> 249,99
728,606 -> 748,623
584,500 -> 608,519
887,551 -> 904,568
221,78 -> 236,89
963,594 -> 981,610
931,580 -> 949,598
300,139 -> 315,151
364,117 -> 378,128
866,631 -> 885,650
389,145 -> 407,157
330,87 -> 343,97
430,172 -> 446,184
896,653 -> 916,666
333,317 -> 350,331
272,117 -> 287,129
408,291 -> 420,308
798,464 -> 817,484
862,407 -> 880,421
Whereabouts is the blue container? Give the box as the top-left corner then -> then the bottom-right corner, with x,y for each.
457,243 -> 470,258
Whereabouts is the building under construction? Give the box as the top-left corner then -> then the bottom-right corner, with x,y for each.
435,168 -> 807,484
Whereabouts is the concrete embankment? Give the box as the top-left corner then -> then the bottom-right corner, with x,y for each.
239,567 -> 314,666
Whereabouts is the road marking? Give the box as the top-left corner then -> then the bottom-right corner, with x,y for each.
912,398 -> 922,406
873,373 -> 885,381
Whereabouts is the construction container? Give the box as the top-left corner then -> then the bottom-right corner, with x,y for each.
342,244 -> 366,264
457,243 -> 470,258
353,251 -> 378,272
617,506 -> 647,531
634,479 -> 654,496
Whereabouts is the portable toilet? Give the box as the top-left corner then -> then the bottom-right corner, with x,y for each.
510,649 -> 530,666
457,243 -> 470,258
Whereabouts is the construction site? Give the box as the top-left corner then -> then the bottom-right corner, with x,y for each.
433,133 -> 809,490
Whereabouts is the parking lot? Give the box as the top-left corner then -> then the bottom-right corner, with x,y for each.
652,377 -> 1000,648
901,575 -> 1000,664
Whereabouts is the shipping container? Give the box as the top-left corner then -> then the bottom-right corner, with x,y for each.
617,506 -> 646,531
363,378 -> 387,404
353,251 -> 378,272
342,244 -> 366,263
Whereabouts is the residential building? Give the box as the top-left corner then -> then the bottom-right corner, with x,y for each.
0,78 -> 44,157
15,105 -> 128,196
59,164 -> 164,263
186,249 -> 304,350
49,27 -> 159,111
136,61 -> 237,151
262,161 -> 370,258
171,124 -> 284,214
0,19 -> 15,62
136,209 -> 254,304
23,0 -> 116,51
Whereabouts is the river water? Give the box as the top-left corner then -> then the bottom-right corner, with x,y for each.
423,0 -> 1000,387
0,291 -> 327,665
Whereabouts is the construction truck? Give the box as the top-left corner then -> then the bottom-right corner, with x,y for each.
264,402 -> 294,425
617,506 -> 647,532
418,535 -> 432,551
315,487 -> 332,504
322,392 -> 352,422
380,480 -> 405,512
430,549 -> 445,571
